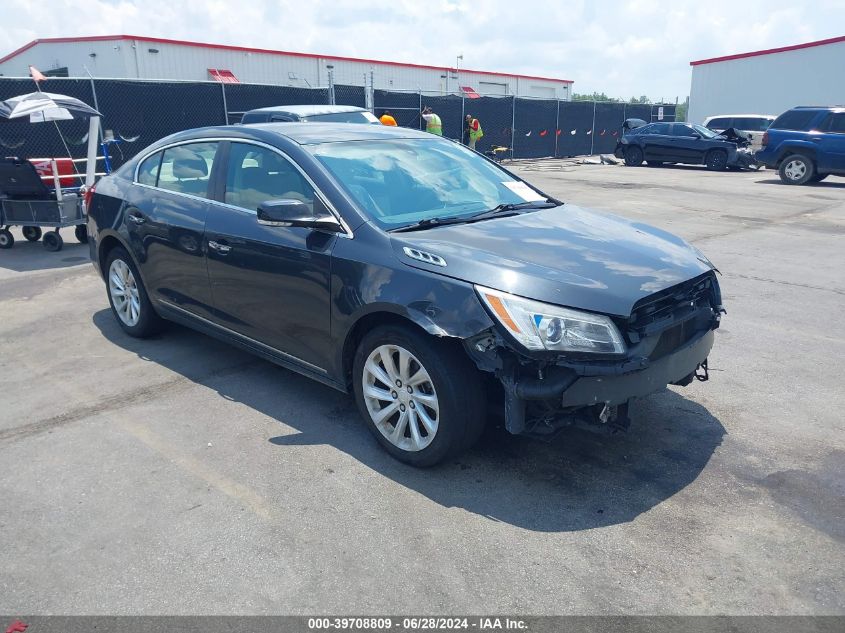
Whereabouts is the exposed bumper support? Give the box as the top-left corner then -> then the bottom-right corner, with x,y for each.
498,329 -> 715,435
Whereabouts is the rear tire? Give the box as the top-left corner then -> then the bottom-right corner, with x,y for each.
22,226 -> 42,242
624,146 -> 643,167
105,246 -> 164,338
705,150 -> 728,171
42,231 -> 63,252
778,154 -> 814,185
352,325 -> 485,467
0,229 -> 14,249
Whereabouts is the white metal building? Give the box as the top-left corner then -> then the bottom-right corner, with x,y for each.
0,35 -> 573,99
688,35 -> 845,124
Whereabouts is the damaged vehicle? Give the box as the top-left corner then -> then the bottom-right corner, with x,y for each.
87,123 -> 723,466
614,122 -> 750,170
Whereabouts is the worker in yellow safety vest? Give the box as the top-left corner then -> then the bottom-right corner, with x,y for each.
465,114 -> 483,149
421,106 -> 443,136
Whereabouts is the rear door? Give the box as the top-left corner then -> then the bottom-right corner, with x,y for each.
204,140 -> 338,371
816,113 -> 845,173
126,141 -> 219,320
639,123 -> 673,160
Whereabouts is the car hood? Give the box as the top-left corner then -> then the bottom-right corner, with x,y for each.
391,205 -> 715,317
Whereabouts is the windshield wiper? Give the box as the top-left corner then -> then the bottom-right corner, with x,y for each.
390,216 -> 468,233
389,199 -> 560,233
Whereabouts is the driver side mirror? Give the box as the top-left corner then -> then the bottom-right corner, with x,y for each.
690,133 -> 701,139
257,199 -> 343,233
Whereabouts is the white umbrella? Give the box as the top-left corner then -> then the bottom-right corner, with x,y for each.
0,91 -> 100,120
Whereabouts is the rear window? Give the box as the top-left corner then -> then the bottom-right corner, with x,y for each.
822,113 -> 845,134
733,117 -> 774,132
303,111 -> 379,124
771,110 -> 820,131
706,117 -> 731,130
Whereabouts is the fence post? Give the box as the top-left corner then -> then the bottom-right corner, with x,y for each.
590,100 -> 597,155
460,91 -> 465,139
220,82 -> 229,124
510,95 -> 516,158
419,91 -> 423,130
554,99 -> 560,158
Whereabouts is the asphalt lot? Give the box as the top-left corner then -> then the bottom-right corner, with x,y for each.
1,163 -> 843,614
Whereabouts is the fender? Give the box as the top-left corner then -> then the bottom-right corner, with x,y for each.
776,141 -> 818,162
329,255 -> 495,382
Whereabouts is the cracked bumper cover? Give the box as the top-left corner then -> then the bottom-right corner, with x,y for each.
558,329 -> 714,407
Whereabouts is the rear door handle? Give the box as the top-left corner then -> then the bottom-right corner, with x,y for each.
208,240 -> 231,254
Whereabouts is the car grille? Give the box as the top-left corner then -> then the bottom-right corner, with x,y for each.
625,272 -> 719,359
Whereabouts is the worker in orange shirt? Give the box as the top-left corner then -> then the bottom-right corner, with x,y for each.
379,110 -> 398,126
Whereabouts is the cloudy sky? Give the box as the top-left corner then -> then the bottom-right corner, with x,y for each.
2,0 -> 844,99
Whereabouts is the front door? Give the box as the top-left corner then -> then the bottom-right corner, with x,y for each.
204,141 -> 337,371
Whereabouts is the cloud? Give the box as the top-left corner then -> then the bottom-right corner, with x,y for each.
1,0 -> 843,100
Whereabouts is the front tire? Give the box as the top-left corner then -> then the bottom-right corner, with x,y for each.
624,146 -> 643,166
352,325 -> 485,467
105,246 -> 163,338
705,149 -> 728,171
779,154 -> 814,185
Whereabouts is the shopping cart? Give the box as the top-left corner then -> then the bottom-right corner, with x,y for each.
0,157 -> 86,251
0,89 -> 104,252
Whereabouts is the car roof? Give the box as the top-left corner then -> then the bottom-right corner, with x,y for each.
703,114 -> 776,120
245,122 -> 435,144
245,104 -> 367,116
156,122 -> 436,147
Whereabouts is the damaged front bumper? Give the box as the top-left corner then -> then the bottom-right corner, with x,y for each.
465,306 -> 719,438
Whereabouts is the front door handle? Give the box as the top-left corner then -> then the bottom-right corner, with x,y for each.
208,240 -> 231,254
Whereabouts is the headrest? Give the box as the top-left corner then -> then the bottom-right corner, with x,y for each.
171,147 -> 209,179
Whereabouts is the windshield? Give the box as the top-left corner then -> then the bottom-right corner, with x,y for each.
690,124 -> 720,139
310,139 -> 551,229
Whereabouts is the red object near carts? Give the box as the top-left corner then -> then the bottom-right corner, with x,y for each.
28,157 -> 77,188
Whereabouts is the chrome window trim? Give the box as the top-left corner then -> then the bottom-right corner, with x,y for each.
158,300 -> 328,375
132,137 -> 354,238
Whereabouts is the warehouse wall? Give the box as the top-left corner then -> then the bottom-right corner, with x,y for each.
0,39 -> 572,99
688,40 -> 845,124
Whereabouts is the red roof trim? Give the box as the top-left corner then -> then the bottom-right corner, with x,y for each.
1,35 -> 574,83
691,34 -> 845,66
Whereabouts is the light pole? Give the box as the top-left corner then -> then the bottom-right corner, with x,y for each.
455,54 -> 463,92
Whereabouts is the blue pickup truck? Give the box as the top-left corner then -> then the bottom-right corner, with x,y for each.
755,106 -> 845,185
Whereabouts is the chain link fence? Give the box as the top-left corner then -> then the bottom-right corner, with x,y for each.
0,77 -> 675,167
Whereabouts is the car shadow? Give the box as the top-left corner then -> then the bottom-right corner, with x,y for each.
92,309 -> 726,533
755,177 -> 845,188
0,231 -> 90,273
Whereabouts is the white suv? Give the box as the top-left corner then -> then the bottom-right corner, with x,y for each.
702,114 -> 776,151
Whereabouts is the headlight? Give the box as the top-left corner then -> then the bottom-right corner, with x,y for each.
476,285 -> 626,354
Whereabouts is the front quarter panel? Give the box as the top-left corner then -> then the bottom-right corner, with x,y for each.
328,225 -> 494,380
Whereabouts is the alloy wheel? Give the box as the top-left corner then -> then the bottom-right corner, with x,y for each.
784,159 -> 806,181
109,259 -> 141,327
362,344 -> 439,452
